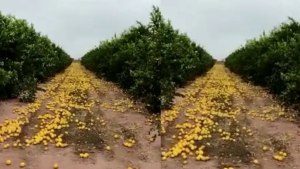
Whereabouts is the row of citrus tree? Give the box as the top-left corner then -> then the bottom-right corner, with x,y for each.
0,12 -> 72,102
81,7 -> 215,113
225,18 -> 300,108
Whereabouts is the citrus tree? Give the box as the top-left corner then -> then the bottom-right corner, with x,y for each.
81,7 -> 214,112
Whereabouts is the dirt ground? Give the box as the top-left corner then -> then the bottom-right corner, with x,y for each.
1,63 -> 299,169
161,64 -> 300,169
0,63 -> 160,169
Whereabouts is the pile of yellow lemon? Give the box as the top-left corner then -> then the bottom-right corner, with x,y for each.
162,65 -> 244,162
273,151 -> 288,161
123,138 -> 136,148
79,153 -> 90,158
161,64 -> 294,166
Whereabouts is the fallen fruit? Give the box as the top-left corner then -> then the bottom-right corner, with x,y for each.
253,159 -> 259,164
105,146 -> 111,150
262,146 -> 268,151
5,159 -> 12,165
19,162 -> 26,168
53,163 -> 59,169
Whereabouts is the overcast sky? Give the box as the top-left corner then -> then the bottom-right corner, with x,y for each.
1,0 -> 300,59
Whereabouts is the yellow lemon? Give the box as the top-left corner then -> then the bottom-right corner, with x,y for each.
253,159 -> 259,164
5,159 -> 12,165
19,162 -> 26,168
53,163 -> 59,169
105,146 -> 111,151
262,146 -> 268,151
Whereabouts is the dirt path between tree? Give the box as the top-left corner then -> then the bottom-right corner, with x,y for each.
1,63 -> 299,169
161,63 -> 300,169
0,62 -> 160,169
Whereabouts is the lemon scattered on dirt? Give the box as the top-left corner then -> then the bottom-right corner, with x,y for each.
19,162 -> 26,168
273,151 -> 288,161
105,146 -> 111,151
5,159 -> 12,165
123,138 -> 136,148
253,159 -> 259,164
53,163 -> 59,169
114,134 -> 119,139
79,153 -> 89,158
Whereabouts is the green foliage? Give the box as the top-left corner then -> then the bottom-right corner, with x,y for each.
81,7 -> 214,113
225,18 -> 300,107
18,76 -> 37,102
0,12 -> 72,101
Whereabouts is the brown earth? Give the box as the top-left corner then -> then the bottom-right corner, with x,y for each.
161,64 -> 300,169
1,63 -> 299,169
0,63 -> 160,169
